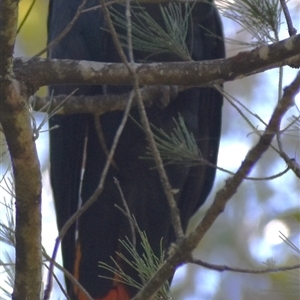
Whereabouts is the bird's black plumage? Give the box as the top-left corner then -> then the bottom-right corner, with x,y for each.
48,1 -> 225,299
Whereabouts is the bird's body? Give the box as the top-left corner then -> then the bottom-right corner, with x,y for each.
48,1 -> 224,299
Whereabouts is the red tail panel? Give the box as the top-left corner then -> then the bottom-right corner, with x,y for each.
73,242 -> 131,300
98,284 -> 131,300
74,283 -> 131,300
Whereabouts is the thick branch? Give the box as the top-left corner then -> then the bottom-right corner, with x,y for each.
0,0 -> 17,73
33,85 -> 178,114
13,34 -> 300,90
1,68 -> 42,300
0,1 -> 42,300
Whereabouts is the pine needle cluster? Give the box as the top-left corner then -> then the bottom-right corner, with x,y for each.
110,3 -> 192,61
99,221 -> 172,299
143,115 -> 202,166
218,0 -> 282,44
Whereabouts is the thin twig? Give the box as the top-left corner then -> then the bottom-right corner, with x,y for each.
276,71 -> 300,178
190,258 -> 300,274
215,84 -> 261,133
132,70 -> 300,300
35,0 -> 89,57
114,178 -> 136,248
216,84 -> 299,176
125,0 -> 134,64
99,0 -> 184,240
43,250 -> 92,300
17,0 -> 36,34
43,262 -> 70,300
279,231 -> 300,254
93,116 -> 118,169
43,90 -> 135,300
135,81 -> 186,240
99,0 -> 132,71
279,0 -> 297,36
204,161 -> 290,181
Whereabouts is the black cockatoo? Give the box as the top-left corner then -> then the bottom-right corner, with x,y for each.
47,0 -> 225,299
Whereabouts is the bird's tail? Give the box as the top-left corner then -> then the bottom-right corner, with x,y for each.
74,284 -> 131,300
73,242 -> 132,300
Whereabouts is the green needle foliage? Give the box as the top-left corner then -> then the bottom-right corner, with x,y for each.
218,0 -> 282,44
0,196 -> 15,248
110,3 -> 192,61
0,252 -> 15,299
278,232 -> 300,296
0,130 -> 8,166
288,115 -> 300,134
143,115 -> 202,166
99,221 -> 172,299
0,196 -> 15,300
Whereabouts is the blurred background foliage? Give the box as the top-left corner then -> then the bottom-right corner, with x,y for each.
0,0 -> 299,299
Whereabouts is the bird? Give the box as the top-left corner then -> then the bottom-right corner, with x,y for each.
47,0 -> 225,299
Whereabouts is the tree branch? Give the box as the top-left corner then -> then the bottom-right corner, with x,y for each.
132,71 -> 300,300
32,85 -> 178,114
190,258 -> 300,274
13,34 -> 300,90
35,0 -> 89,57
99,0 -> 184,240
0,1 -> 42,300
43,91 -> 135,300
279,0 -> 297,37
